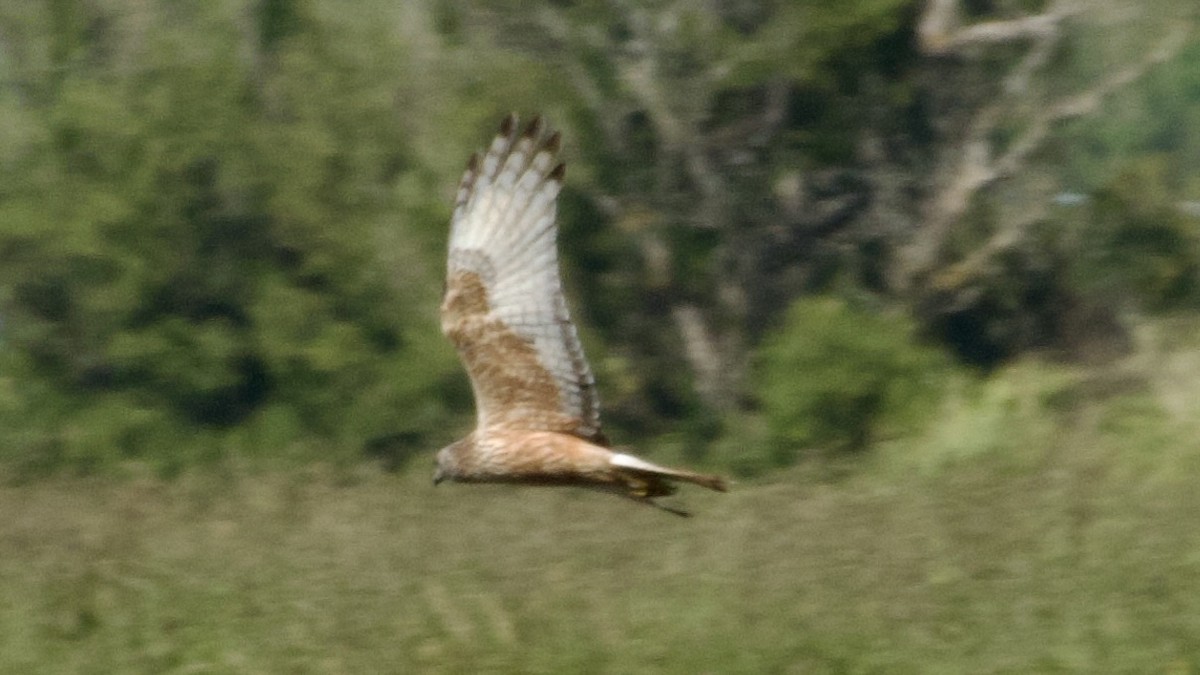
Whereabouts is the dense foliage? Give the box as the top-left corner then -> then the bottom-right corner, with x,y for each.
0,1 -> 1197,475
756,297 -> 948,463
0,2 -> 462,474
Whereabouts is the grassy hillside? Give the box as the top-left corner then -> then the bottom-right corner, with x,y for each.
3,321 -> 1199,673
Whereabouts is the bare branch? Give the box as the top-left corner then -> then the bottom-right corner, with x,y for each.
918,0 -> 1080,56
904,1 -> 1193,284
672,304 -> 732,410
998,23 -> 1188,185
916,0 -> 959,54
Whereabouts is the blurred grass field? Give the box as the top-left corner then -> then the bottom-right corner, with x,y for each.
3,322 -> 1200,674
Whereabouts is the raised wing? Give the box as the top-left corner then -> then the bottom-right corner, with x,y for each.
440,115 -> 605,444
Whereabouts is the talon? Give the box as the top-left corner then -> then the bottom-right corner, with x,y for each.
627,479 -> 650,498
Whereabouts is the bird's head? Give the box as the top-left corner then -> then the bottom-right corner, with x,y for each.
432,468 -> 445,486
432,449 -> 450,486
432,439 -> 465,486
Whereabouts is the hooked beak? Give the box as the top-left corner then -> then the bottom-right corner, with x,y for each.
432,467 -> 445,486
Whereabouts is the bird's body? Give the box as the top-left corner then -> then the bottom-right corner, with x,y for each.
434,114 -> 726,515
439,430 -> 614,486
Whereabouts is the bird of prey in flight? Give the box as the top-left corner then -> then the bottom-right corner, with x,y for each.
433,114 -> 727,516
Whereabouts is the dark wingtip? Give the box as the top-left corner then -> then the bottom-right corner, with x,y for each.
549,162 -> 566,182
499,113 -> 518,137
465,151 -> 480,172
522,114 -> 544,139
544,130 -> 562,155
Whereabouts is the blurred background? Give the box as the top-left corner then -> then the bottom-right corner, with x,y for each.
1,1 -> 1199,672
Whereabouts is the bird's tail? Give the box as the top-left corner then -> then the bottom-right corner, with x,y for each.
610,452 -> 728,494
667,468 -> 728,493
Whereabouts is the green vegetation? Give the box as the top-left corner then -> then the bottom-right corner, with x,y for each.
3,337 -> 1199,672
2,1 -> 1197,472
0,2 -> 463,476
756,297 -> 949,461
1076,157 -> 1200,310
1,1 -> 1199,670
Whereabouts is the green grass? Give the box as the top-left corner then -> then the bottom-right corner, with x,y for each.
3,324 -> 1200,673
2,455 -> 1198,672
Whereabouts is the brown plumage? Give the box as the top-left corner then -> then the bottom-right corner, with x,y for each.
433,114 -> 727,516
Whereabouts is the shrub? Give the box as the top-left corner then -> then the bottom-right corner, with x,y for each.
755,296 -> 950,464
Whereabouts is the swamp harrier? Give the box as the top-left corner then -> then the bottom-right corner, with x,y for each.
433,114 -> 727,516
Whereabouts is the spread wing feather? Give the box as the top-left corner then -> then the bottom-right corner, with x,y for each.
441,115 -> 605,443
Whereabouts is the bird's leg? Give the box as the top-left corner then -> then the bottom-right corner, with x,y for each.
617,472 -> 690,516
630,494 -> 691,517
616,469 -> 679,499
625,475 -> 651,498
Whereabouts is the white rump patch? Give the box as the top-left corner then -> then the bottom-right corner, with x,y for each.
610,453 -> 667,473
